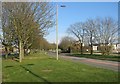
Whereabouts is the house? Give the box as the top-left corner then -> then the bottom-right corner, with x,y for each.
112,43 -> 120,53
92,44 -> 99,51
93,46 -> 98,51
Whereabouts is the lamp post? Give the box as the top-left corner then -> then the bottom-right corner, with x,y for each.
56,4 -> 66,60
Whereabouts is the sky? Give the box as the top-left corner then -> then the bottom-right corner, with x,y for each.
45,2 -> 118,44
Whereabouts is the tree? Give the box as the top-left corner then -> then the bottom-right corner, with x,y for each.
95,17 -> 118,45
2,2 -> 55,62
84,19 -> 96,55
67,22 -> 85,54
30,36 -> 51,52
67,17 -> 118,55
59,36 -> 75,53
49,43 -> 56,50
1,6 -> 13,58
94,17 -> 118,55
38,37 -> 50,50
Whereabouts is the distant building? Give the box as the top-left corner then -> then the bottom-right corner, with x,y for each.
117,44 -> 120,49
112,43 -> 120,53
69,40 -> 120,53
93,46 -> 98,51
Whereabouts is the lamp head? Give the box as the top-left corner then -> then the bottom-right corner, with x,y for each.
60,5 -> 66,7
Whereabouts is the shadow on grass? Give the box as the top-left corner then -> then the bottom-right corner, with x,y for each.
20,65 -> 51,84
27,64 -> 34,66
5,66 -> 14,68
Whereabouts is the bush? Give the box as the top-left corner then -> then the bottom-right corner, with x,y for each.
83,46 -> 91,53
99,45 -> 112,55
71,45 -> 80,53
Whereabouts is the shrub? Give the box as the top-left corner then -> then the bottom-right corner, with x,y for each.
99,45 -> 112,55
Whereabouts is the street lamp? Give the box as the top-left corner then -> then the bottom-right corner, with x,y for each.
56,4 -> 66,60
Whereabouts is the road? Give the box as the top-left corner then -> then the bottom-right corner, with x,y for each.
48,52 -> 119,72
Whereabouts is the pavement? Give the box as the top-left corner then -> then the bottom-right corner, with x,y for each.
48,52 -> 119,72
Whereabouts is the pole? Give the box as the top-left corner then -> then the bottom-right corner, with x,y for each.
56,5 -> 58,60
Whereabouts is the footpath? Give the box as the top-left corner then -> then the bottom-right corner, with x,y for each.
48,52 -> 119,72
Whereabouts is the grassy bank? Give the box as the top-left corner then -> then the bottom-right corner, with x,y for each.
69,53 -> 120,62
2,52 -> 119,82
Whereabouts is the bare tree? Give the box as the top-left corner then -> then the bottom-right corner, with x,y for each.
83,17 -> 118,55
67,22 -> 85,54
67,17 -> 117,55
59,36 -> 75,53
94,17 -> 118,55
2,2 -> 55,62
95,17 -> 118,45
83,19 -> 97,55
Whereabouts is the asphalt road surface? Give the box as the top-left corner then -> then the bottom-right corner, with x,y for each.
48,52 -> 119,72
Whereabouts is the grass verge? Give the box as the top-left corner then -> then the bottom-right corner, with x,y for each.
69,53 -> 120,62
2,52 -> 119,82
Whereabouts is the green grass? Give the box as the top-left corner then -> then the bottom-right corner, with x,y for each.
2,52 -> 119,82
69,53 -> 120,62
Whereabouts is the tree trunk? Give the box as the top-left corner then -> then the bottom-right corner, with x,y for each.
90,33 -> 93,55
80,43 -> 83,54
21,45 -> 24,59
5,46 -> 8,59
78,39 -> 83,54
19,40 -> 24,62
90,44 -> 93,55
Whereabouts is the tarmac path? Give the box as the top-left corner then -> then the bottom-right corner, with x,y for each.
48,52 -> 119,72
